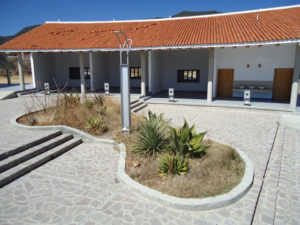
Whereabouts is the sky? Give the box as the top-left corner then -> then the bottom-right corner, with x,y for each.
0,0 -> 299,36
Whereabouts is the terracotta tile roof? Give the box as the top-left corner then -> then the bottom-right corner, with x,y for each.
0,6 -> 299,51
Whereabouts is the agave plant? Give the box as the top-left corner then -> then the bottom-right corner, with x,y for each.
93,94 -> 105,106
158,153 -> 189,176
85,117 -> 107,133
170,120 -> 208,158
132,111 -> 170,155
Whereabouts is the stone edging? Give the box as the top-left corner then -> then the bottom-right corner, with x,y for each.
117,143 -> 254,211
11,113 -> 254,211
11,115 -> 116,145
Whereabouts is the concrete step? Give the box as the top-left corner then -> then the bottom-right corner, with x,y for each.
130,99 -> 139,105
142,96 -> 152,102
131,101 -> 143,109
0,131 -> 62,161
0,134 -> 73,173
17,89 -> 39,96
0,138 -> 82,188
0,91 -> 17,100
133,103 -> 148,113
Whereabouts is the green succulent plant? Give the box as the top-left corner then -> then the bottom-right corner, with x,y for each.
84,99 -> 94,110
96,106 -> 107,116
93,94 -> 105,106
85,117 -> 107,133
132,111 -> 170,155
158,153 -> 189,176
170,120 -> 208,158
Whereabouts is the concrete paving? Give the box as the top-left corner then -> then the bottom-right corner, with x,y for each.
0,97 -> 299,224
0,83 -> 33,92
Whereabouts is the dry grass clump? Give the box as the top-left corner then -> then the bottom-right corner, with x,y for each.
126,141 -> 245,198
18,93 -> 144,139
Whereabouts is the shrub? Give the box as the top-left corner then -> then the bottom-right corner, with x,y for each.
84,99 -> 94,110
158,153 -> 189,176
62,93 -> 80,107
132,111 -> 169,155
170,120 -> 209,158
85,117 -> 107,134
93,94 -> 105,106
96,106 -> 107,116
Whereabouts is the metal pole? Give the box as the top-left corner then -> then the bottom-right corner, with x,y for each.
114,31 -> 132,135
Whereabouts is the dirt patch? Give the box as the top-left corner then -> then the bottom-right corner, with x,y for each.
126,140 -> 245,198
17,95 -> 144,145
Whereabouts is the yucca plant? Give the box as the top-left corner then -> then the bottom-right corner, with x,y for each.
84,99 -> 94,110
170,120 -> 209,158
96,106 -> 107,116
158,153 -> 189,176
132,111 -> 170,155
93,94 -> 105,106
85,117 -> 107,134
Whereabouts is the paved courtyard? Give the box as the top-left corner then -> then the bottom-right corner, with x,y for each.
0,97 -> 299,225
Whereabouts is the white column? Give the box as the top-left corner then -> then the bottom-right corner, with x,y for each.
141,51 -> 146,96
148,51 -> 152,95
89,52 -> 94,91
17,53 -> 25,90
290,44 -> 300,108
212,49 -> 218,98
79,52 -> 85,95
30,53 -> 36,89
207,48 -> 215,102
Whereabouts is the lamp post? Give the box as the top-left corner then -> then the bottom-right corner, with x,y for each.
113,31 -> 132,135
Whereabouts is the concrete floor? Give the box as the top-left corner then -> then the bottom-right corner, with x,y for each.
0,83 -> 33,91
0,97 -> 299,224
147,91 -> 300,112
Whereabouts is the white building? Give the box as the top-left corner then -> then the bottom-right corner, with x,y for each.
0,5 -> 299,107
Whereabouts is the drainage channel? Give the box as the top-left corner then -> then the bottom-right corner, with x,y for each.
250,122 -> 280,225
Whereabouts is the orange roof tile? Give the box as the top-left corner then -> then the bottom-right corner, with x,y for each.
0,6 -> 299,51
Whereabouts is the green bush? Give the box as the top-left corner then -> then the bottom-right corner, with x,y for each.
84,99 -> 94,110
62,93 -> 80,107
132,111 -> 170,155
170,120 -> 208,158
96,106 -> 107,116
93,94 -> 105,106
158,153 -> 189,176
85,117 -> 107,134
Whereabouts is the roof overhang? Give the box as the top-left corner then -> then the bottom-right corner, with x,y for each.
0,39 -> 299,53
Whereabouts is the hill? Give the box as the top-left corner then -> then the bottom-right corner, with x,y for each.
172,10 -> 221,18
0,24 -> 40,45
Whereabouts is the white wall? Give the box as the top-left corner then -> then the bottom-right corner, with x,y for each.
31,53 -> 55,89
54,52 -> 90,88
108,51 -> 142,88
216,43 -> 297,81
90,52 -> 109,91
162,49 -> 209,91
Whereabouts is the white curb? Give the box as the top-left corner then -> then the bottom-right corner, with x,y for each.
117,143 -> 254,211
11,115 -> 116,145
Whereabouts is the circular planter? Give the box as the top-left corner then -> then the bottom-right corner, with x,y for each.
117,143 -> 254,211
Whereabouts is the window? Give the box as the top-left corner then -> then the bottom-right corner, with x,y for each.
177,70 -> 200,83
69,67 -> 90,80
130,67 -> 141,79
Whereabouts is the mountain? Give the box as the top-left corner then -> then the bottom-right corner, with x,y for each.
172,10 -> 221,18
0,24 -> 40,45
